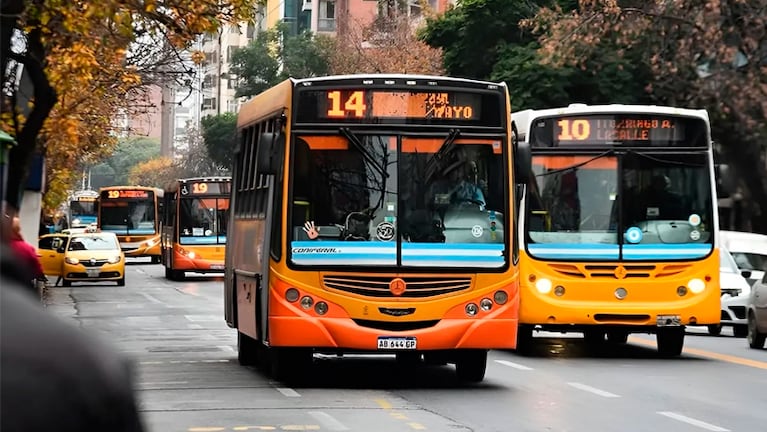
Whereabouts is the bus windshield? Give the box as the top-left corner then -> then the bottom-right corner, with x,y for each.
526,151 -> 713,261
289,133 -> 508,268
178,197 -> 229,245
100,200 -> 157,235
70,200 -> 97,224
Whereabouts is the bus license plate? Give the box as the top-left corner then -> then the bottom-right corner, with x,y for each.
86,269 -> 100,278
377,337 -> 417,350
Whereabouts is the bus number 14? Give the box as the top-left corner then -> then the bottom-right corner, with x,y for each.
327,90 -> 367,118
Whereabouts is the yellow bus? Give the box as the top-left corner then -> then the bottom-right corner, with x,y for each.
98,185 -> 163,263
161,177 -> 231,280
225,74 -> 525,382
512,104 -> 720,356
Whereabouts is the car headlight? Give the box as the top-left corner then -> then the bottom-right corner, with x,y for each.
107,256 -> 121,264
65,257 -> 80,265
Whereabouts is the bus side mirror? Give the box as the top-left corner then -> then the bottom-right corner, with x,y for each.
512,122 -> 531,184
256,132 -> 285,175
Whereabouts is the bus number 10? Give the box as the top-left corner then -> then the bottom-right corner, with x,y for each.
557,119 -> 591,141
327,91 -> 367,118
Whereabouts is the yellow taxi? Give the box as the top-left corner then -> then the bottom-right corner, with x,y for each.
37,231 -> 125,287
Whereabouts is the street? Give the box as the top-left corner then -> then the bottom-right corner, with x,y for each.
42,259 -> 767,432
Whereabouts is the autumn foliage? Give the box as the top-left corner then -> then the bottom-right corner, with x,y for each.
1,0 -> 260,214
328,10 -> 445,75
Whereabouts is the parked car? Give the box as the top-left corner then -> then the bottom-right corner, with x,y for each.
709,247 -> 752,337
37,231 -> 125,286
720,230 -> 767,285
746,273 -> 767,348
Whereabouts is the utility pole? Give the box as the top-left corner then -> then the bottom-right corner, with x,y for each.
160,82 -> 175,157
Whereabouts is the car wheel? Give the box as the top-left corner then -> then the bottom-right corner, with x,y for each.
117,277 -> 125,286
62,279 -> 71,287
707,324 -> 722,336
747,314 -> 766,349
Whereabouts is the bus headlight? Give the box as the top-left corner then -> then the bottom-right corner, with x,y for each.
494,290 -> 508,305
535,278 -> 552,294
465,303 -> 479,316
480,298 -> 493,311
285,288 -> 300,302
300,296 -> 313,310
688,278 -> 705,294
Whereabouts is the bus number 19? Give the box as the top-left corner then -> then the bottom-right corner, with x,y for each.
327,90 -> 367,118
557,119 -> 591,141
192,183 -> 208,194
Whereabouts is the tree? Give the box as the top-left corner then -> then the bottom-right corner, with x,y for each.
328,8 -> 444,75
179,126 -> 230,177
200,113 -> 237,170
1,0 -> 261,214
525,0 -> 767,232
128,157 -> 181,189
229,24 -> 333,99
90,137 -> 160,188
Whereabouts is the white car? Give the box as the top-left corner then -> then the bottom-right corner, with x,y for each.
708,248 -> 752,337
746,273 -> 767,349
720,230 -> 767,286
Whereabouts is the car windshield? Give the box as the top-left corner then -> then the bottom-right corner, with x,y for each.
178,197 -> 229,245
730,252 -> 767,272
526,151 -> 714,261
720,249 -> 740,273
68,236 -> 119,251
289,132 -> 508,269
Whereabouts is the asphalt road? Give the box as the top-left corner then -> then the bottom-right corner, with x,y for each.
41,259 -> 767,432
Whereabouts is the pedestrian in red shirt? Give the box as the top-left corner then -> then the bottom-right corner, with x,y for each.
7,216 -> 45,287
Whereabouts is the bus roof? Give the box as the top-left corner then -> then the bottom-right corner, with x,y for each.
176,176 -> 232,183
512,104 -> 710,137
238,74 -> 508,128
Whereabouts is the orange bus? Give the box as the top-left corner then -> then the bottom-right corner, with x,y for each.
98,186 -> 163,263
161,177 -> 231,280
512,104 -> 720,356
225,74 -> 526,382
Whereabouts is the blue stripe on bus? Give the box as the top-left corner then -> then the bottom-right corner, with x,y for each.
180,236 -> 227,245
528,243 -> 711,260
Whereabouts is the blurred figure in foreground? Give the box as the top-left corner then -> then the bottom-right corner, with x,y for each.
7,215 -> 46,290
1,242 -> 145,432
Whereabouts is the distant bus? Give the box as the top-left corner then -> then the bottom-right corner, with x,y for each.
512,104 -> 720,356
225,74 -> 526,382
161,177 -> 231,280
67,189 -> 99,228
98,186 -> 164,263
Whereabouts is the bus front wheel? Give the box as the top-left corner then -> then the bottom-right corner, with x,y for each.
515,324 -> 534,355
656,327 -> 684,357
454,350 -> 487,383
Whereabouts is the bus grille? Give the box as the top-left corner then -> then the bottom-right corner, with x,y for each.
352,319 -> 440,331
322,276 -> 471,298
548,263 -> 692,279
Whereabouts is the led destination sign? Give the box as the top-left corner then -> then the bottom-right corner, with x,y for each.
180,181 -> 230,196
531,114 -> 707,147
101,190 -> 152,199
295,89 -> 503,126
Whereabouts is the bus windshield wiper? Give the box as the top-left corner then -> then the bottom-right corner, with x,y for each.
537,149 -> 614,177
339,128 -> 388,178
426,128 -> 461,180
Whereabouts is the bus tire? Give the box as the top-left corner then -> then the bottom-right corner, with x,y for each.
656,327 -> 684,357
164,266 -> 173,280
270,348 -> 312,383
606,330 -> 629,344
584,330 -> 606,345
395,352 -> 422,365
515,324 -> 534,355
733,324 -> 748,338
151,256 -> 160,264
454,350 -> 487,383
237,331 -> 259,366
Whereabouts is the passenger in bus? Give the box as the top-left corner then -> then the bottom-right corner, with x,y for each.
640,175 -> 685,220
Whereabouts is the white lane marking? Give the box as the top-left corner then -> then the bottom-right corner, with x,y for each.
495,359 -> 534,370
141,293 -> 164,304
136,268 -> 146,274
185,315 -> 220,322
140,381 -> 189,386
657,412 -> 730,432
275,387 -> 301,397
567,382 -> 620,398
308,411 -> 349,431
217,345 -> 236,352
187,324 -> 204,329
